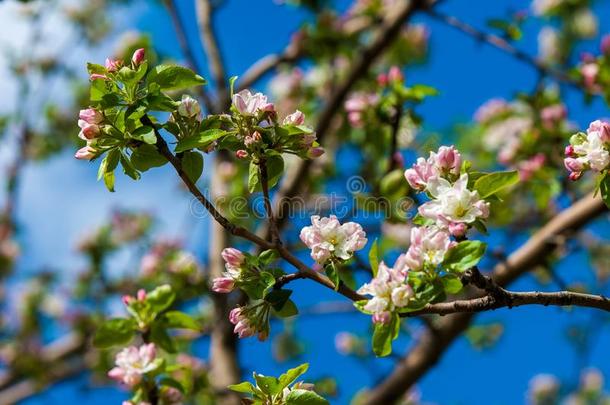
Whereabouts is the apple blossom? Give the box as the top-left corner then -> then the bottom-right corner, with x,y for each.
404,157 -> 436,191
132,48 -> 145,66
473,98 -> 509,124
299,215 -> 367,264
232,89 -> 275,116
78,121 -> 100,140
538,26 -> 560,63
344,92 -> 379,128
283,110 -> 305,125
229,307 -> 256,338
357,256 -> 413,323
581,63 -> 600,92
177,94 -> 201,118
105,58 -> 122,72
404,226 -> 456,270
419,174 -> 490,226
79,108 -> 103,125
564,121 -> 610,178
108,343 -> 158,388
387,66 -> 404,83
431,145 -> 461,176
211,248 -> 246,293
518,154 -> 546,181
74,145 -> 96,160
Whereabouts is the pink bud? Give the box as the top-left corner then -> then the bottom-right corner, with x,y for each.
235,150 -> 248,159
448,222 -> 467,237
104,58 -> 122,72
393,152 -> 404,168
602,34 -> 610,56
588,120 -> 610,142
132,48 -> 146,66
212,277 -> 235,293
564,157 -> 585,173
434,145 -> 461,174
74,145 -> 96,160
283,110 -> 305,126
307,147 -> 325,158
90,73 -> 109,81
565,145 -> 575,157
79,108 -> 103,125
229,307 -> 242,324
372,311 -> 391,325
122,295 -> 134,306
377,73 -> 388,87
221,247 -> 245,267
388,66 -> 404,83
78,122 -> 100,140
569,171 -> 582,181
137,289 -> 147,301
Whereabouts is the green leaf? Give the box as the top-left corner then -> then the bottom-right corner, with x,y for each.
162,311 -> 200,331
174,129 -> 226,153
443,241 -> 487,272
93,318 -> 136,348
372,313 -> 400,357
265,154 -> 284,189
253,373 -> 281,395
265,289 -> 293,312
146,284 -> 176,314
274,299 -> 299,318
258,249 -> 279,265
285,389 -> 329,405
98,148 -> 120,181
150,321 -> 176,353
441,274 -> 463,294
599,173 -> 610,209
131,144 -> 168,172
368,239 -> 379,277
325,262 -> 340,291
181,151 -> 204,183
120,153 -> 141,180
228,381 -> 256,394
279,363 -> 309,388
474,170 -> 519,198
103,171 -> 116,192
147,64 -> 206,91
130,126 -> 157,145
248,160 -> 259,193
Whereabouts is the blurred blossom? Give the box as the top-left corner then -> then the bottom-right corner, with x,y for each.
474,98 -> 510,124
571,8 -> 597,39
580,368 -> 604,393
531,0 -> 563,16
538,27 -> 560,64
484,117 -> 532,164
381,221 -> 412,247
527,374 -> 560,405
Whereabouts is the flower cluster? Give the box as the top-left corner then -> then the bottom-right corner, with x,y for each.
564,120 -> 610,180
108,343 -> 159,388
299,215 -> 367,265
404,145 -> 461,191
344,92 -> 379,128
140,239 -> 201,278
403,226 -> 456,270
356,255 -> 413,324
211,247 -> 245,293
229,305 -> 269,341
75,107 -> 104,160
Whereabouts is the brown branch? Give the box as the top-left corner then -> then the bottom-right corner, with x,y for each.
196,0 -> 229,111
425,9 -> 582,90
361,192 -> 607,404
162,0 -> 215,112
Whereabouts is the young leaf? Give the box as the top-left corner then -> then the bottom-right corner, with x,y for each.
228,381 -> 256,394
600,173 -> 610,209
150,321 -> 176,353
253,373 -> 281,395
181,151 -> 204,183
368,239 -> 379,277
130,144 -> 168,172
174,129 -> 226,153
130,126 -> 157,145
146,284 -> 176,314
93,318 -> 136,348
325,262 -> 340,291
147,65 -> 206,91
441,274 -> 463,294
274,299 -> 299,318
474,170 -> 519,198
285,389 -> 329,405
265,289 -> 293,312
162,311 -> 200,331
443,241 -> 487,272
279,363 -> 309,388
248,160 -> 260,193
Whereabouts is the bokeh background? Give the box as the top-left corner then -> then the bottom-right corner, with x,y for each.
0,0 -> 607,404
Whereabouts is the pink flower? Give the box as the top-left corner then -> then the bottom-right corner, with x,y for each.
448,222 -> 467,237
221,247 -> 245,268
404,157 -> 436,191
540,104 -> 566,129
565,145 -> 575,157
137,289 -> 146,301
232,89 -> 275,116
474,98 -> 509,123
299,215 -> 367,264
404,226 -> 455,270
518,154 -> 546,181
283,110 -> 305,125
132,48 -> 146,66
344,92 -> 378,128
235,150 -> 248,159
212,276 -> 235,293
564,157 -> 586,173
581,63 -> 600,92
588,120 -> 610,143
74,145 -> 96,160
105,58 -> 122,72
431,145 -> 461,175
79,108 -> 103,125
108,344 -> 158,388
377,72 -> 388,87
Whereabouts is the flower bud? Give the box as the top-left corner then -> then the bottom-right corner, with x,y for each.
90,73 -> 109,81
283,110 -> 305,126
388,66 -> 404,83
221,247 -> 245,267
307,147 -> 325,158
434,145 -> 461,174
448,222 -> 467,237
79,108 -> 103,125
75,145 -> 96,160
122,295 -> 134,306
177,95 -> 201,118
569,171 -> 583,181
376,72 -> 388,87
564,145 -> 575,157
137,289 -> 147,301
132,48 -> 145,66
564,157 -> 585,173
235,150 -> 248,159
78,122 -> 100,140
212,277 -> 235,293
244,131 -> 262,147
372,311 -> 391,325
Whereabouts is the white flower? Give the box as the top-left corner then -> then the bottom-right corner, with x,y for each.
232,89 -> 275,116
419,174 -> 489,225
538,26 -> 560,63
300,215 -> 367,264
573,130 -> 610,172
108,344 -> 159,387
404,226 -> 455,271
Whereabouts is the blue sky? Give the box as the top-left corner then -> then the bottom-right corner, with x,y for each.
17,0 -> 610,404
